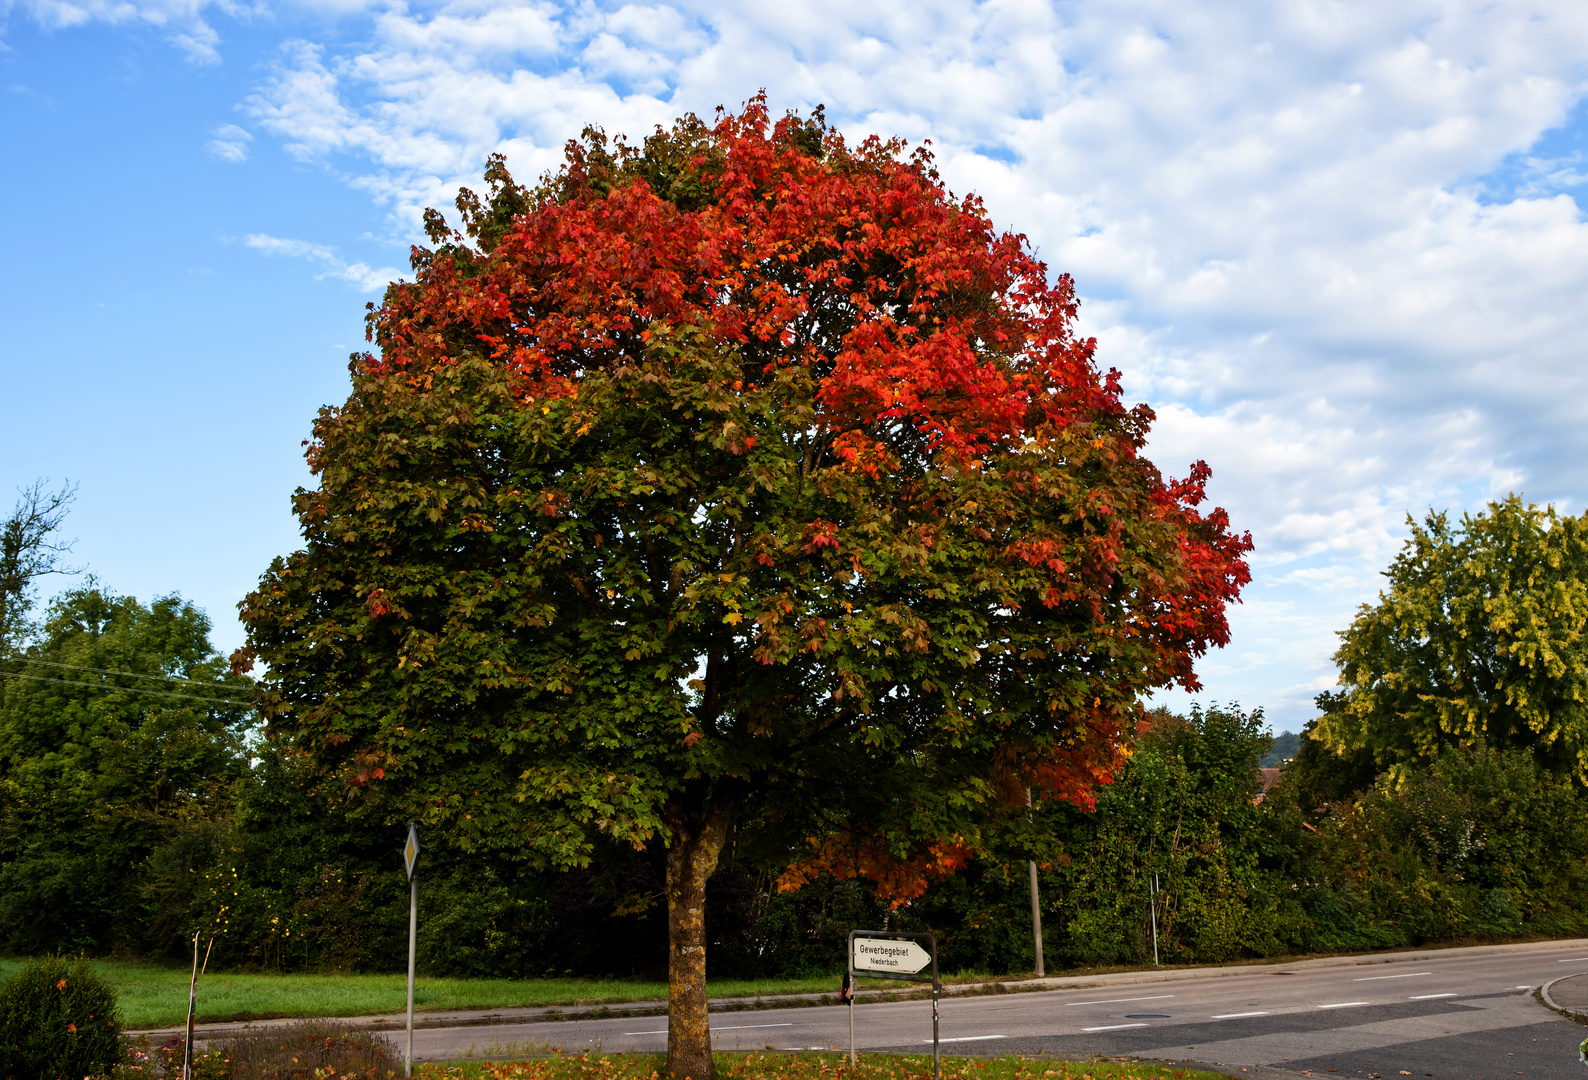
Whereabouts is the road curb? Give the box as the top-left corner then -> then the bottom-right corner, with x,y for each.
1541,974 -> 1588,1023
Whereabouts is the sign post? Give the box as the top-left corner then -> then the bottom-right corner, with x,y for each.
847,930 -> 940,1080
182,932 -> 198,1080
1148,873 -> 1161,968
404,824 -> 419,1078
1027,788 -> 1044,978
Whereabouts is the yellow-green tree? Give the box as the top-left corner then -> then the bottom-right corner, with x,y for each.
1314,495 -> 1588,785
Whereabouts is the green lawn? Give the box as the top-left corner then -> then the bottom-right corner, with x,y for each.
423,1052 -> 1225,1080
0,959 -> 886,1030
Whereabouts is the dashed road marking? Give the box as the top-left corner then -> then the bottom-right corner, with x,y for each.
1064,995 -> 1174,1006
624,1023 -> 793,1035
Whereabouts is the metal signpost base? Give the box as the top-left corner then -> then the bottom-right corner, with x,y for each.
182,933 -> 198,1080
1149,873 -> 1161,968
403,824 -> 420,1078
846,930 -> 940,1080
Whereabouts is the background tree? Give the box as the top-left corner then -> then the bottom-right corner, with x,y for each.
1311,495 -> 1588,787
1033,704 -> 1293,966
0,585 -> 254,953
239,97 -> 1251,1078
0,479 -> 79,656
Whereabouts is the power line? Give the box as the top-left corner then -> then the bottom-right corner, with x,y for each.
15,656 -> 243,690
0,670 -> 254,707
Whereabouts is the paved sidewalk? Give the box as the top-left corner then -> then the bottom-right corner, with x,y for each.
131,936 -> 1588,1040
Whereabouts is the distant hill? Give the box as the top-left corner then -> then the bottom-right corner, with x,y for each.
1260,729 -> 1301,768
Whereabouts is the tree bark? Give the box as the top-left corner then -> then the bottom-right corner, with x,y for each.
665,795 -> 734,1080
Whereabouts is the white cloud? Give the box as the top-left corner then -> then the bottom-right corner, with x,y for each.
8,0 -> 257,61
206,122 -> 253,162
243,232 -> 401,292
27,0 -> 1588,726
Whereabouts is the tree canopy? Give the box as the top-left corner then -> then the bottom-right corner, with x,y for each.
0,585 -> 254,951
238,97 -> 1251,1076
1312,495 -> 1588,787
0,479 -> 78,656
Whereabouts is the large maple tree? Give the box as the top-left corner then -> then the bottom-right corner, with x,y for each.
239,98 -> 1250,1077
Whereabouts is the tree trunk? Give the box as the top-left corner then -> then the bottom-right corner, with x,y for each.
664,795 -> 734,1080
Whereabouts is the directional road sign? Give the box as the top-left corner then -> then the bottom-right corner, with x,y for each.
852,935 -> 932,974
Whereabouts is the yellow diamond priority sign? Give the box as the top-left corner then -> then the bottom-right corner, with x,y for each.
403,824 -> 419,880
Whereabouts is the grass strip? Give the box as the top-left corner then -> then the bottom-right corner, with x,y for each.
420,1052 -> 1228,1080
0,959 -> 870,1030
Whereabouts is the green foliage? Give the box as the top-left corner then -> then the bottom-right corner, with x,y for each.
1314,495 -> 1588,785
0,480 -> 78,658
1035,704 -> 1300,966
0,586 -> 254,957
1307,743 -> 1588,943
0,956 -> 121,1080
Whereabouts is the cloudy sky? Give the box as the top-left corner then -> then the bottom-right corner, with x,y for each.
4,0 -> 1586,729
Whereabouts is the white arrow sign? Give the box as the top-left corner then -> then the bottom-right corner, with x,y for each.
852,936 -> 932,974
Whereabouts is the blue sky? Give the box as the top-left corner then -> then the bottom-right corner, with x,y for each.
4,0 -> 1587,730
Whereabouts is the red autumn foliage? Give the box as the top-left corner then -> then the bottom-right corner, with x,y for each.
266,94 -> 1249,909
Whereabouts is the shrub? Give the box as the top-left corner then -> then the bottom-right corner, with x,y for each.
212,1019 -> 398,1080
0,956 -> 121,1080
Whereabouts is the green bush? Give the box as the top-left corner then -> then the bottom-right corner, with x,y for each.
0,956 -> 121,1080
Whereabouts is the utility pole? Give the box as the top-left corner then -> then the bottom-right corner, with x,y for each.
1026,788 -> 1044,978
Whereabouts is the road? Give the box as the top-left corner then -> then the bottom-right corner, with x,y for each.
414,943 -> 1588,1080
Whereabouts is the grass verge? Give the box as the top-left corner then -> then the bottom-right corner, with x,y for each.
421,1053 -> 1226,1080
0,959 -> 863,1031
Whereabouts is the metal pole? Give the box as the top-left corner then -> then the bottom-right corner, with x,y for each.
406,869 -> 417,1076
1027,860 -> 1045,978
183,932 -> 198,1080
1026,789 -> 1044,978
1149,873 -> 1160,968
847,965 -> 856,1067
929,933 -> 940,1080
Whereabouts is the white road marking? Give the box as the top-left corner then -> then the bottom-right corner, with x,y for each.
1212,1012 -> 1269,1019
1064,995 -> 1174,1006
623,1023 -> 793,1035
1084,1023 -> 1149,1031
928,1036 -> 1009,1043
1317,1002 -> 1370,1009
1411,994 -> 1458,1000
1354,972 -> 1430,981
1558,958 -> 1588,962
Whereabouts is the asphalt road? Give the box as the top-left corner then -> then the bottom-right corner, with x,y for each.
413,944 -> 1588,1080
